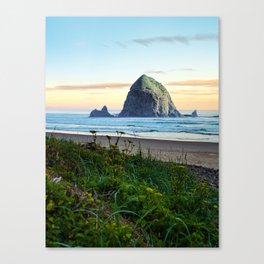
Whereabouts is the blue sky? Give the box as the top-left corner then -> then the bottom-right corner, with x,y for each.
46,17 -> 219,110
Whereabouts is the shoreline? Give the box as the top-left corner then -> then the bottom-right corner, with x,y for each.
46,131 -> 219,169
46,129 -> 218,143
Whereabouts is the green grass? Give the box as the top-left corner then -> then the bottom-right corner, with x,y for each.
46,136 -> 218,247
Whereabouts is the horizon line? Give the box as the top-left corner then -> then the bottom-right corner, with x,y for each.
46,108 -> 219,113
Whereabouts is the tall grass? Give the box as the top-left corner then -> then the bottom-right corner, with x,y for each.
46,136 -> 218,247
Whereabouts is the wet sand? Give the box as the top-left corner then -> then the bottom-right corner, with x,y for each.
46,131 -> 219,169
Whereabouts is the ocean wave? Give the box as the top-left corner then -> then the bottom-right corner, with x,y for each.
46,112 -> 219,141
177,131 -> 218,136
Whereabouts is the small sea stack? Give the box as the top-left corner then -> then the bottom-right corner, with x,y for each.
191,110 -> 198,117
90,105 -> 114,117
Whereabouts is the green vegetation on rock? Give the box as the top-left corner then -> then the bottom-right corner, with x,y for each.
119,74 -> 181,117
136,74 -> 167,93
46,136 -> 218,247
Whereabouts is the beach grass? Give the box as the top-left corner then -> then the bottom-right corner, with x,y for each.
46,135 -> 218,247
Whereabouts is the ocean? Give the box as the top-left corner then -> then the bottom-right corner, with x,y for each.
46,110 -> 219,143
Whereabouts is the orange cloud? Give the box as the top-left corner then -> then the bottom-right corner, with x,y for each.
165,79 -> 218,87
46,79 -> 219,110
46,82 -> 131,91
170,89 -> 218,96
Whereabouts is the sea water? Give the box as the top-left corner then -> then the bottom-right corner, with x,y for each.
46,110 -> 219,143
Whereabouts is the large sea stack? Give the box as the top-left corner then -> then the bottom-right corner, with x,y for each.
119,74 -> 181,117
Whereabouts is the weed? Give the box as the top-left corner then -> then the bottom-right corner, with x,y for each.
46,136 -> 218,247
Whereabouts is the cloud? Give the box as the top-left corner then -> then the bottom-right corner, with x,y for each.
145,70 -> 166,74
167,79 -> 218,96
133,33 -> 218,46
145,68 -> 195,74
170,89 -> 218,96
166,79 -> 218,87
115,41 -> 127,49
46,79 -> 218,98
46,82 -> 131,91
179,68 -> 195,71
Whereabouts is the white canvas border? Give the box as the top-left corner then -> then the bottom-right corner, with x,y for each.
0,0 -> 264,263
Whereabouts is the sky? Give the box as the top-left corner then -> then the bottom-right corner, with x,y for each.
46,17 -> 219,111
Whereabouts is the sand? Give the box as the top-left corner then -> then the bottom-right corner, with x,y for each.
46,131 -> 219,169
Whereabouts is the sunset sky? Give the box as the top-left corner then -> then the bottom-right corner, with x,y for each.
46,17 -> 219,111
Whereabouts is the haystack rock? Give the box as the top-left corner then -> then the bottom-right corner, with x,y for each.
119,74 -> 181,117
90,106 -> 113,117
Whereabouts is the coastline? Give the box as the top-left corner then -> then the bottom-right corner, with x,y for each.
46,131 -> 219,169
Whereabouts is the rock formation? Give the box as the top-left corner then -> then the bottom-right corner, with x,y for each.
191,110 -> 198,117
119,74 -> 181,117
90,105 -> 113,118
183,110 -> 198,117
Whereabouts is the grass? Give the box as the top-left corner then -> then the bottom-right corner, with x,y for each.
46,135 -> 219,247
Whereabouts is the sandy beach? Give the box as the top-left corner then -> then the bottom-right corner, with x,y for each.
46,131 -> 219,169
